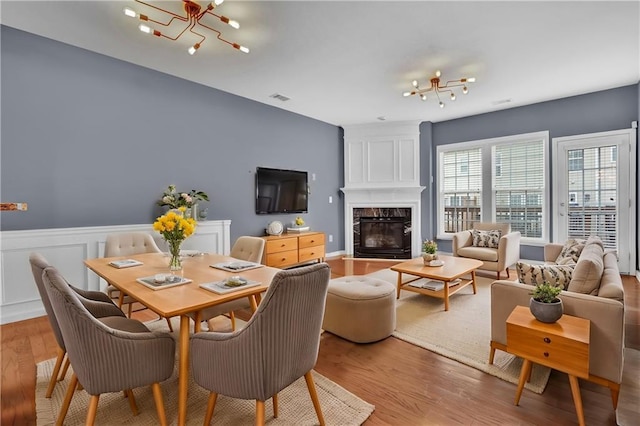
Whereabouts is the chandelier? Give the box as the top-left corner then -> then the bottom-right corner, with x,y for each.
123,0 -> 249,55
403,70 -> 475,108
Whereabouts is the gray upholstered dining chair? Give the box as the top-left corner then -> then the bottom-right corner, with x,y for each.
192,236 -> 266,331
190,263 -> 330,425
29,252 -> 126,398
42,266 -> 175,426
103,232 -> 175,329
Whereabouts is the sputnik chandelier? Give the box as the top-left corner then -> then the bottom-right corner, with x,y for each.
123,0 -> 249,55
403,70 -> 475,108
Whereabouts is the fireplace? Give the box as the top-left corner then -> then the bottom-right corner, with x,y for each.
353,208 -> 412,259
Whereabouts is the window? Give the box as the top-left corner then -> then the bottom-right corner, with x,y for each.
568,150 -> 584,171
440,148 -> 482,233
437,131 -> 548,242
611,145 -> 617,163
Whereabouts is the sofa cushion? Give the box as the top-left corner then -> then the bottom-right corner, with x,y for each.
472,229 -> 501,249
555,238 -> 586,265
516,262 -> 574,289
567,240 -> 604,295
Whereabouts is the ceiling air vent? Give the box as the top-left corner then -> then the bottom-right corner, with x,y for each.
492,99 -> 512,106
269,93 -> 290,102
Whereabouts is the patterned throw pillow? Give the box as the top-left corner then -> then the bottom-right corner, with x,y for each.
516,262 -> 574,290
555,238 -> 586,265
472,229 -> 502,249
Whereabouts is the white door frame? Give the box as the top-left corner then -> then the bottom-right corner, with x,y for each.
552,128 -> 636,274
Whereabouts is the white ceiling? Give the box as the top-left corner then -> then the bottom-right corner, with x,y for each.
2,1 -> 639,126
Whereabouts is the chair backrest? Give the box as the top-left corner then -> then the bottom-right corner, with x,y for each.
104,232 -> 162,257
474,222 -> 511,236
29,252 -> 65,350
230,236 -> 266,263
42,266 -> 175,394
192,263 -> 330,400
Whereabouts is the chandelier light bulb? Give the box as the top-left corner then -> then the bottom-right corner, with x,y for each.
412,80 -> 419,88
420,94 -> 427,101
228,20 -> 240,29
463,86 -> 469,94
138,24 -> 152,34
232,43 -> 250,53
215,0 -> 225,5
467,77 -> 476,83
436,70 -> 442,78
123,7 -> 137,18
402,91 -> 412,97
439,102 -> 445,108
450,93 -> 456,101
188,43 -> 201,55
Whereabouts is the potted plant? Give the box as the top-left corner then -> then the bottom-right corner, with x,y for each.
529,282 -> 563,323
421,239 -> 438,264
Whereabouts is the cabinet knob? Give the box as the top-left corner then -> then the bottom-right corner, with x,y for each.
543,352 -> 549,358
544,337 -> 551,344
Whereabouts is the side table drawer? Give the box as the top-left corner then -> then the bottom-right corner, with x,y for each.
266,250 -> 298,268
507,323 -> 589,378
266,238 -> 298,254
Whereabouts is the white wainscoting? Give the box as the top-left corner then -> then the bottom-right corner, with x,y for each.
0,220 -> 231,325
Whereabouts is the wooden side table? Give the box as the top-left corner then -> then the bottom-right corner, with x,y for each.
506,305 -> 590,426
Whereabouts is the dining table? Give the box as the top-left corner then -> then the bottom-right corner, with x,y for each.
84,252 -> 281,426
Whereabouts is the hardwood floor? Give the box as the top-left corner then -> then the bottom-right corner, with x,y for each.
1,258 -> 638,425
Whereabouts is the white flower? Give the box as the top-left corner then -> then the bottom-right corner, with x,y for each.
162,196 -> 172,203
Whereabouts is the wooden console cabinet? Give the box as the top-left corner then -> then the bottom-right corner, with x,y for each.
262,231 -> 325,268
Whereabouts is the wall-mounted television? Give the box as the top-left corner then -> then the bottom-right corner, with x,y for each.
255,167 -> 308,214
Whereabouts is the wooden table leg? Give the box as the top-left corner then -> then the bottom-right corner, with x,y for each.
443,280 -> 450,311
178,315 -> 190,426
514,359 -> 532,405
568,375 -> 586,426
471,270 -> 478,294
396,272 -> 403,299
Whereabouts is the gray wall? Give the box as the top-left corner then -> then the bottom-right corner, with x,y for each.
422,84 -> 639,261
1,26 -> 345,252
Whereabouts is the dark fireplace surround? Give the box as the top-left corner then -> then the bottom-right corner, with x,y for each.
353,208 -> 412,259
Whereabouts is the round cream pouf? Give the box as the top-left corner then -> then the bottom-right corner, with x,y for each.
322,276 -> 396,343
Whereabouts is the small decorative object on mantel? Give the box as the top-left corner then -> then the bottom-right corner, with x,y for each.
0,202 -> 28,211
529,282 -> 564,323
157,185 -> 209,221
422,239 -> 438,265
153,207 -> 196,276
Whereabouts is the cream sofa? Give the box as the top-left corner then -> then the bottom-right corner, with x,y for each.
452,222 -> 521,279
489,237 -> 625,409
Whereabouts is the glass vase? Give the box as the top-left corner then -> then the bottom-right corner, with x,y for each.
168,240 -> 183,274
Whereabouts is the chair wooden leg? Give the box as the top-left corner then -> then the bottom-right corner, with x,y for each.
86,394 -> 100,425
118,292 -> 125,309
126,389 -> 138,416
496,271 -> 501,280
165,317 -> 173,332
304,371 -> 325,426
488,346 -> 496,365
58,357 -> 71,382
151,382 -> 168,426
506,268 -> 511,278
56,373 -> 78,426
272,393 -> 279,418
46,347 -> 66,398
127,302 -> 133,317
610,383 -> 620,409
229,311 -> 236,331
255,400 -> 265,426
204,392 -> 218,425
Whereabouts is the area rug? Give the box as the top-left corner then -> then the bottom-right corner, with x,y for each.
366,268 -> 551,394
36,320 -> 374,425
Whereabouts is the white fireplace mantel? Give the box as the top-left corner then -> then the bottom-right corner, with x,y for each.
342,121 -> 424,257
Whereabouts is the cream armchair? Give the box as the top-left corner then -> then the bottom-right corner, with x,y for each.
452,222 -> 521,279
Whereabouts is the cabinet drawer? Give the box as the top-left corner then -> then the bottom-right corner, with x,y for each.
266,238 -> 298,254
299,233 -> 325,249
266,250 -> 298,268
507,323 -> 589,377
299,245 -> 325,263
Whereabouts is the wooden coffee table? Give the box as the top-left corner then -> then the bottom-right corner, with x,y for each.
390,255 -> 483,311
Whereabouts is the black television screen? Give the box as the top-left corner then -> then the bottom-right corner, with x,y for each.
255,167 -> 308,214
